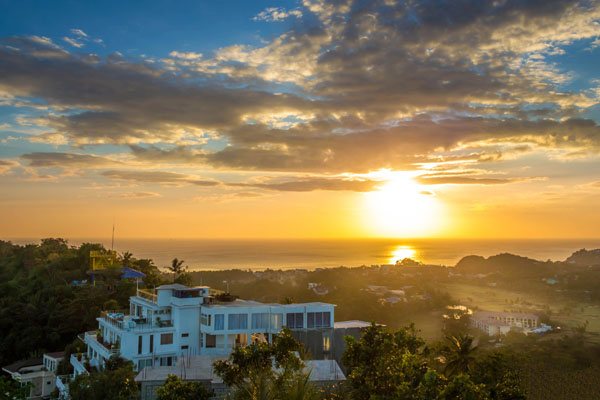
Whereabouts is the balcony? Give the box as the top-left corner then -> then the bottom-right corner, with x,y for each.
99,310 -> 174,331
85,331 -> 120,360
56,374 -> 72,398
137,288 -> 157,303
70,353 -> 89,376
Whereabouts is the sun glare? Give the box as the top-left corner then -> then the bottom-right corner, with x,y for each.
389,246 -> 417,264
363,172 -> 441,237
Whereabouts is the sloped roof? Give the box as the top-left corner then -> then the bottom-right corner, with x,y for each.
121,267 -> 146,278
2,358 -> 43,374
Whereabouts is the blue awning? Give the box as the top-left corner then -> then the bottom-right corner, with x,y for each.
121,267 -> 146,278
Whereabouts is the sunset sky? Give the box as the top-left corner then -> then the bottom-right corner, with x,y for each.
1,0 -> 600,239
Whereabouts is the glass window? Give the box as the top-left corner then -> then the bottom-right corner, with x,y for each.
201,314 -> 210,326
252,313 -> 270,329
295,313 -> 303,328
239,314 -> 248,329
286,313 -> 295,328
160,333 -> 173,345
228,313 -> 248,330
323,333 -> 331,351
215,314 -> 224,330
307,312 -> 331,328
271,313 -> 283,330
228,314 -> 238,330
253,313 -> 261,329
206,334 -> 216,348
307,313 -> 315,328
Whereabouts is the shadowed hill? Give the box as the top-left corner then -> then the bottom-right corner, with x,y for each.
566,249 -> 600,266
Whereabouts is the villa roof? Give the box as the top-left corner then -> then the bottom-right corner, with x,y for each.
44,351 -> 65,359
135,355 -> 345,383
121,267 -> 146,279
204,300 -> 336,309
2,358 -> 43,374
156,283 -> 193,290
473,311 -> 538,320
334,320 -> 372,329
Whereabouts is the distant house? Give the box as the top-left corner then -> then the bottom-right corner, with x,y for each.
388,289 -> 406,297
383,296 -> 401,304
2,351 -> 64,399
471,311 -> 539,336
366,285 -> 388,294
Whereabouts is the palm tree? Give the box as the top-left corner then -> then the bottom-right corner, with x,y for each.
120,251 -> 133,268
168,258 -> 186,282
444,332 -> 477,377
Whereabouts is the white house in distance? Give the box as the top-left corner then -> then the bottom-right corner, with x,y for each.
471,311 -> 539,336
78,284 -> 336,372
2,352 -> 64,399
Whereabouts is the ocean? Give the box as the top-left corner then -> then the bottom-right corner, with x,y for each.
7,238 -> 600,270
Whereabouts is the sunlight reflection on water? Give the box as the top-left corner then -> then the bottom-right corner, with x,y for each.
389,245 -> 417,264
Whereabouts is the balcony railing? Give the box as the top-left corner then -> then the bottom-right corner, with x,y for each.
56,374 -> 72,396
99,311 -> 173,331
137,288 -> 157,303
70,353 -> 89,375
85,331 -> 120,356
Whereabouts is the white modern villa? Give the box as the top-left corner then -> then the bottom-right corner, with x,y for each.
75,284 -> 336,373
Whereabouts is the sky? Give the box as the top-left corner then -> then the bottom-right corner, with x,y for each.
0,0 -> 600,239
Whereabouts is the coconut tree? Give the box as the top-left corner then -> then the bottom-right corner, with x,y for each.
168,258 -> 186,282
444,333 -> 478,377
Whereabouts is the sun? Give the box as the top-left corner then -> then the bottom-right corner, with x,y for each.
363,172 -> 442,237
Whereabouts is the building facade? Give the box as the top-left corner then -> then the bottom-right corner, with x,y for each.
471,311 -> 539,336
79,284 -> 336,372
2,352 -> 64,399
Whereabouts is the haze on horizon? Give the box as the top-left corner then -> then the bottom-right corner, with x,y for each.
1,0 -> 600,240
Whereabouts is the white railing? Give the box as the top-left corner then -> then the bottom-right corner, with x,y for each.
70,353 -> 89,375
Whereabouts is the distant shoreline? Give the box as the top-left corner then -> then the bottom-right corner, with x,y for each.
3,237 -> 599,271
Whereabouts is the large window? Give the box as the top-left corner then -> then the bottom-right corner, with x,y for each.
252,313 -> 270,329
206,334 -> 216,348
271,313 -> 283,330
201,314 -> 211,326
138,358 -> 152,370
215,314 -> 225,330
138,336 -> 143,354
228,313 -> 248,330
286,313 -> 303,329
307,312 -> 331,328
160,333 -> 173,345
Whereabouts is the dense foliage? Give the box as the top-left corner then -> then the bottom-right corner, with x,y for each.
213,328 -> 314,399
0,239 -> 164,366
156,374 -> 213,400
68,356 -> 138,400
342,324 -> 525,400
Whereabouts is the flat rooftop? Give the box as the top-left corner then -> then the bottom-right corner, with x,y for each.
203,300 -> 335,309
334,320 -> 372,329
135,355 -> 345,383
